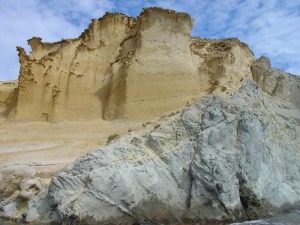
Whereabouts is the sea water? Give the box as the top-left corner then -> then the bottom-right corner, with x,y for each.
230,210 -> 300,225
1,210 -> 299,224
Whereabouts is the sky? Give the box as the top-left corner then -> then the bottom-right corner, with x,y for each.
0,0 -> 299,81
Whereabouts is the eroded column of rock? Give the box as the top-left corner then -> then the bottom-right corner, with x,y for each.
104,9 -> 255,120
104,8 -> 201,119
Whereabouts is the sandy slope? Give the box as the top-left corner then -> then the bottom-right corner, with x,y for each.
0,119 -> 142,182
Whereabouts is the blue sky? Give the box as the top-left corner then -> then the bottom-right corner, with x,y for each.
0,0 -> 299,81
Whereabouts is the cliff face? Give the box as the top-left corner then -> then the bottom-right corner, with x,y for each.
252,56 -> 300,109
4,7 -> 253,122
104,8 -> 199,119
0,81 -> 18,121
14,13 -> 135,122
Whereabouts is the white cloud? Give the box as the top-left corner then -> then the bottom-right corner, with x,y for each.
0,0 -> 299,81
0,0 -> 114,80
153,0 -> 300,75
226,0 -> 300,75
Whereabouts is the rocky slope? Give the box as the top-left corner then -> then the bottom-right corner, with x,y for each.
1,7 -> 253,122
21,77 -> 300,224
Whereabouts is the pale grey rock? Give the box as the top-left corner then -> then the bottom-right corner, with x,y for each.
25,79 -> 300,224
0,165 -> 45,222
25,190 -> 61,225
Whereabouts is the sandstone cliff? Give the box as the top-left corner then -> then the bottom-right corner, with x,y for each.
14,12 -> 135,122
0,81 -> 18,122
2,7 -> 253,122
1,7 -> 299,225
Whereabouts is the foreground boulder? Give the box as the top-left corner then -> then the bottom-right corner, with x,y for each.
0,165 -> 45,222
25,79 -> 300,224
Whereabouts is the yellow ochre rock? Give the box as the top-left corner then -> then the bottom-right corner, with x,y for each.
2,7 -> 254,122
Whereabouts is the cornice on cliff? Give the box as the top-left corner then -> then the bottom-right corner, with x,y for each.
24,13 -> 135,54
23,7 -> 192,56
140,7 -> 193,26
16,46 -> 30,63
27,36 -> 73,48
136,7 -> 194,35
79,12 -> 136,41
190,37 -> 254,56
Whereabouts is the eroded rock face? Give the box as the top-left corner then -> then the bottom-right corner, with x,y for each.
3,7 -> 253,122
14,12 -> 135,122
251,56 -> 300,109
25,79 -> 300,224
0,81 -> 18,122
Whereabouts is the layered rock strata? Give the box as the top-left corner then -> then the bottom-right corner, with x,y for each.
22,79 -> 300,224
3,7 -> 253,122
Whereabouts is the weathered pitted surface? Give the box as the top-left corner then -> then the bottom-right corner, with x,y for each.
24,79 -> 300,224
14,12 -> 136,122
2,7 -> 253,122
190,37 -> 254,95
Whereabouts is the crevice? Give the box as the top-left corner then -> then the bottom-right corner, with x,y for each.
65,43 -> 81,100
237,175 -> 267,220
186,136 -> 199,210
